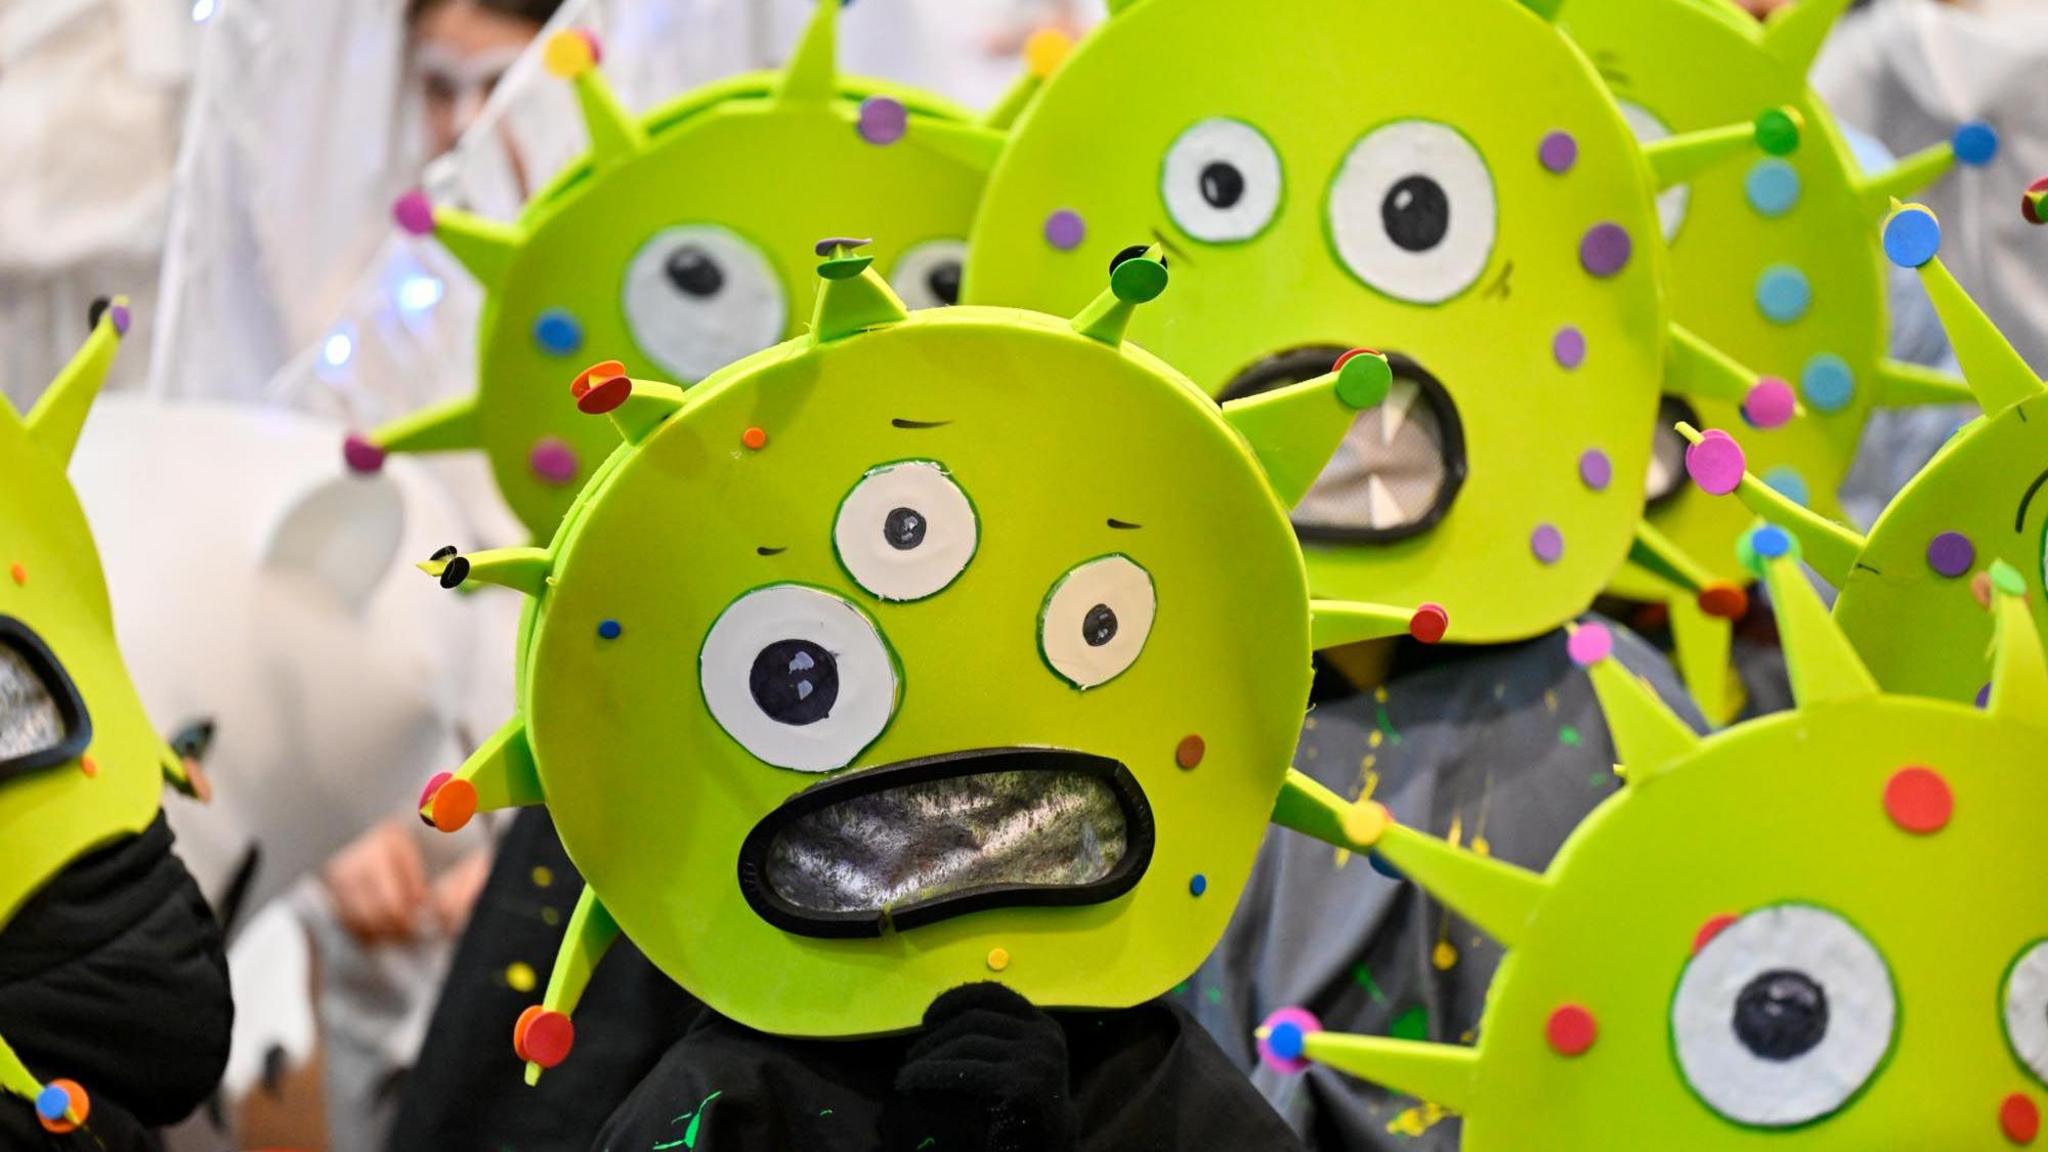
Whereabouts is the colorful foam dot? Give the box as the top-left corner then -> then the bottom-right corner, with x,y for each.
1578,449 -> 1612,491
533,309 -> 583,356
1409,603 -> 1449,644
1175,734 -> 1205,769
1257,1007 -> 1320,1073
1755,265 -> 1811,324
392,190 -> 435,237
532,865 -> 554,887
109,302 -> 131,336
1044,209 -> 1086,251
34,1085 -> 67,1121
1759,466 -> 1810,508
1750,524 -> 1793,561
1692,913 -> 1738,956
541,29 -> 598,78
1579,223 -> 1632,278
1973,571 -> 1996,610
78,755 -> 96,778
1743,378 -> 1797,428
1023,28 -> 1072,78
1953,120 -> 1999,167
8,563 -> 23,586
1335,350 -> 1393,409
1111,256 -> 1168,303
1977,682 -> 1993,709
1754,108 -> 1801,156
1800,353 -> 1855,413
1884,207 -> 1941,268
1744,158 -> 1801,218
1884,766 -> 1953,834
741,426 -> 769,451
507,961 -> 537,993
1698,582 -> 1749,621
1531,524 -> 1564,565
529,437 -> 579,485
2024,176 -> 2048,225
1684,431 -> 1746,496
1566,622 -> 1612,668
514,1006 -> 575,1068
857,96 -> 907,145
1545,1005 -> 1598,1057
2000,1092 -> 2039,1145
1189,874 -> 1208,897
1553,326 -> 1586,370
986,947 -> 1011,972
1538,131 -> 1578,174
1367,850 -> 1404,881
598,618 -> 623,640
343,433 -> 386,474
1990,559 -> 2027,596
1926,531 -> 1976,578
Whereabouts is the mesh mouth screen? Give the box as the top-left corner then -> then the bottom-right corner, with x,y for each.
1293,378 -> 1450,532
765,768 -> 1128,915
0,644 -> 66,762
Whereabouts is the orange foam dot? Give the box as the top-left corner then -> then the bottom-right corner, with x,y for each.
38,1080 -> 88,1133
1175,734 -> 1205,769
2002,1093 -> 2040,1145
570,359 -> 626,399
1023,28 -> 1072,78
78,756 -> 97,779
430,777 -> 478,833
515,1006 -> 575,1068
1545,1004 -> 1597,1057
986,947 -> 1011,972
9,563 -> 23,586
741,426 -> 768,450
1692,913 -> 1738,956
1884,766 -> 1953,835
1697,583 -> 1749,621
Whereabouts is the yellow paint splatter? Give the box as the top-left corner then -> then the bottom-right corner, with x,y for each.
1304,715 -> 1319,732
1470,835 -> 1491,857
1368,729 -> 1384,749
532,865 -> 554,888
506,961 -> 537,992
1387,1101 -> 1450,1136
541,907 -> 562,926
1372,685 -> 1389,703
1445,813 -> 1464,849
1334,846 -> 1352,870
1543,690 -> 1558,714
1432,939 -> 1459,971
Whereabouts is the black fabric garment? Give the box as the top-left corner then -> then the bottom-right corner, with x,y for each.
0,812 -> 231,1149
597,993 -> 1306,1152
389,807 -> 703,1152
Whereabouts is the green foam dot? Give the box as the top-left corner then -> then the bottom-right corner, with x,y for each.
1990,559 -> 2027,597
1755,109 -> 1800,157
1110,257 -> 1168,303
819,255 -> 874,281
1336,353 -> 1394,410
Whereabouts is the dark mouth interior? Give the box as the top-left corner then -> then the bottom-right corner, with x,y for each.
1221,346 -> 1467,542
1646,394 -> 1701,507
739,748 -> 1153,939
0,617 -> 90,781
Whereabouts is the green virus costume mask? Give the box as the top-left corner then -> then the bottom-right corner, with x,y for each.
346,3 -> 1025,540
962,0 -> 1792,645
413,244 -> 1441,1080
1256,529 -> 2048,1148
1686,203 -> 2048,709
1557,0 -> 1992,719
0,304 -> 197,1132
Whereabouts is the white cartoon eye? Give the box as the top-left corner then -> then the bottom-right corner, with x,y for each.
2004,940 -> 2048,1087
1672,904 -> 1896,1128
889,240 -> 966,309
1040,555 -> 1155,690
1616,99 -> 1690,242
1161,118 -> 1284,244
622,225 -> 787,382
833,462 -> 977,602
700,585 -> 898,772
1327,120 -> 1498,304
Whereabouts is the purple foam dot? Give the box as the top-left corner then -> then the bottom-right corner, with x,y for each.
529,437 -> 580,485
1926,531 -> 1975,578
1579,223 -> 1632,278
1044,209 -> 1086,251
856,96 -> 907,145
1684,432 -> 1745,496
1579,448 -> 1612,491
1742,378 -> 1796,429
1567,622 -> 1613,667
342,433 -> 386,475
1531,524 -> 1565,564
392,190 -> 435,236
1539,131 -> 1579,174
108,303 -> 131,336
1553,326 -> 1586,369
1976,682 -> 1992,709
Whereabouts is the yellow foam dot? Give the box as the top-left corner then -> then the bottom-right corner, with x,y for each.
531,866 -> 554,889
542,30 -> 595,79
986,947 -> 1010,972
541,907 -> 561,926
1023,28 -> 1072,79
1339,801 -> 1389,847
506,961 -> 537,992
1432,940 -> 1459,971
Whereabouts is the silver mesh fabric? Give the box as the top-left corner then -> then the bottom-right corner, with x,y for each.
0,644 -> 64,762
1292,378 -> 1448,531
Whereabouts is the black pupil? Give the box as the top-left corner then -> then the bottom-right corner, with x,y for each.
1200,161 -> 1245,209
1108,244 -> 1165,273
665,245 -> 725,297
884,507 -> 926,551
925,261 -> 961,306
1732,969 -> 1829,1061
749,639 -> 839,726
1382,175 -> 1451,253
1083,604 -> 1118,648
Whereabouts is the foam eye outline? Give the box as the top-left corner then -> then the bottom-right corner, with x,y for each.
621,224 -> 788,382
1326,119 -> 1498,305
2003,939 -> 2048,1088
1615,98 -> 1691,243
889,239 -> 967,310
1039,555 -> 1156,690
1670,903 -> 1897,1128
699,584 -> 899,773
833,461 -> 978,602
1160,117 -> 1284,245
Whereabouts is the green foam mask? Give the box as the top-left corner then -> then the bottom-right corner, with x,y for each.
963,0 -> 1788,644
1559,0 -> 1989,720
0,305 -> 194,1118
1696,204 -> 2048,709
414,246 -> 1437,1078
353,4 -> 1018,541
1261,525 -> 2048,1148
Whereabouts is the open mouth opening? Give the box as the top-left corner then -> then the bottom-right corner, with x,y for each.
738,748 -> 1154,939
0,616 -> 91,784
1221,346 -> 1467,542
1646,394 -> 1701,509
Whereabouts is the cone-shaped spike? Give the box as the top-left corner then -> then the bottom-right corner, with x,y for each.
1668,599 -> 1738,726
1373,819 -> 1548,946
1313,599 -> 1450,649
396,194 -> 522,292
1676,423 -> 1866,586
1644,108 -> 1802,192
1224,349 -> 1391,507
1073,245 -> 1167,346
810,239 -> 909,343
1513,0 -> 1563,21
1760,0 -> 1855,78
543,31 -> 646,171
1272,768 -> 1393,851
1985,562 -> 2048,720
1883,205 -> 2044,416
1667,324 -> 1767,408
1629,521 -> 1749,617
418,546 -> 553,597
27,297 -> 126,465
984,27 -> 1072,130
1872,358 -> 1973,408
1745,524 -> 1880,705
359,394 -> 483,468
905,119 -> 1004,171
0,1033 -> 47,1103
522,887 -> 621,1084
1569,620 -> 1704,783
1855,123 -> 1995,216
572,362 -> 687,444
416,717 -> 543,834
1296,1031 -> 1478,1113
775,0 -> 839,106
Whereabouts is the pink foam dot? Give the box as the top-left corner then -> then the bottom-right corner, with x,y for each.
1578,448 -> 1611,491
1257,1007 -> 1321,1074
1684,433 -> 1745,496
392,190 -> 435,237
343,433 -> 386,474
573,28 -> 603,64
528,437 -> 580,485
1743,377 -> 1796,429
1553,326 -> 1586,370
1567,622 -> 1612,667
1531,524 -> 1565,565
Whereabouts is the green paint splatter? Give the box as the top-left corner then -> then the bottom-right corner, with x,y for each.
1375,701 -> 1402,745
1389,1005 -> 1430,1042
1172,980 -> 1189,997
1350,963 -> 1389,1005
658,1090 -> 722,1150
819,1109 -> 833,1117
916,1140 -> 937,1150
1558,725 -> 1581,746
1203,986 -> 1222,1005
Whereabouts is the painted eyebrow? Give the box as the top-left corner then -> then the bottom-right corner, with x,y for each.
757,546 -> 787,557
1107,519 -> 1142,530
2016,466 -> 2048,532
891,418 -> 951,430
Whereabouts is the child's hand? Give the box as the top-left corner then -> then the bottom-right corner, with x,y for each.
884,983 -> 1080,1152
319,817 -> 428,945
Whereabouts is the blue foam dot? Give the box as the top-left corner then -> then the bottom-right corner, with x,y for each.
1800,353 -> 1855,413
1953,121 -> 1998,167
35,1086 -> 67,1120
1755,265 -> 1811,324
1744,159 -> 1801,218
1884,208 -> 1941,268
1762,466 -> 1810,508
533,309 -> 584,356
1268,1022 -> 1306,1061
1367,850 -> 1404,881
597,618 -> 622,640
1751,524 -> 1793,560
1189,873 -> 1208,897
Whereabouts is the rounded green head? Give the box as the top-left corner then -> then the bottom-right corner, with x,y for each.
418,248 -> 1431,1039
1271,529 -> 2048,1148
965,0 -> 1688,643
357,5 -> 1004,540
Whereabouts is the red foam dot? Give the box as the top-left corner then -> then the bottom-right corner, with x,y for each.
2002,1093 -> 2040,1145
577,374 -> 632,415
1409,603 -> 1449,644
741,426 -> 769,450
514,1006 -> 575,1068
1175,734 -> 1206,769
1333,347 -> 1381,371
569,359 -> 626,399
1692,913 -> 1738,956
1545,1004 -> 1597,1057
1884,766 -> 1953,835
1697,583 -> 1749,621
